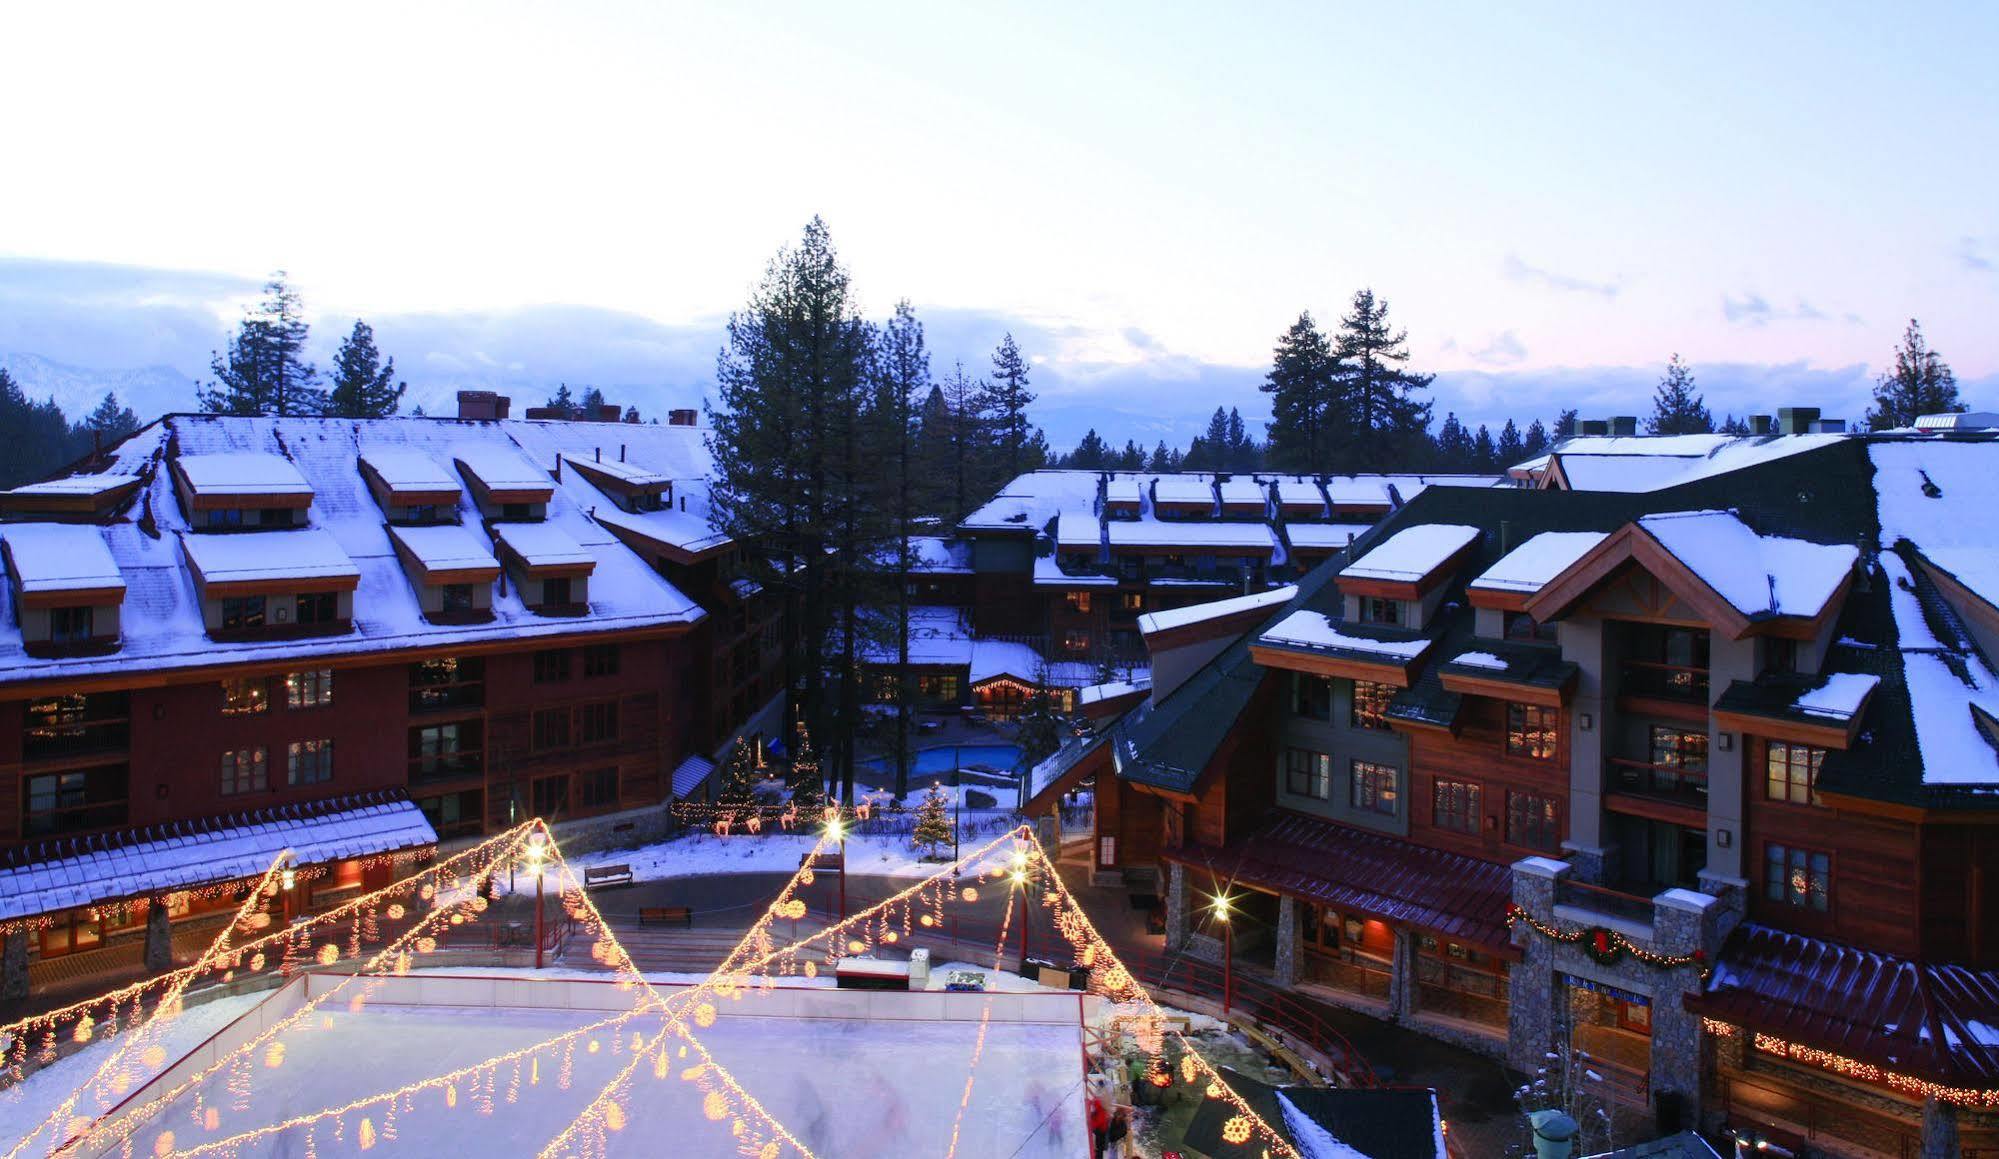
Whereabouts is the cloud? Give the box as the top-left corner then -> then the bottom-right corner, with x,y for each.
1469,330 -> 1527,366
1721,292 -> 1851,327
1501,254 -> 1618,299
1962,236 -> 1996,274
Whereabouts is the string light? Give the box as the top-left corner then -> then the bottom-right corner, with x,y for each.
1504,903 -> 1708,975
1700,1018 -> 1999,1110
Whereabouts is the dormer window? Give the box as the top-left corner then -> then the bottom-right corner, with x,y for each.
387,525 -> 499,625
182,528 -> 359,640
50,606 -> 94,645
296,592 -> 338,625
503,503 -> 534,521
562,454 -> 671,515
221,597 -> 265,632
491,523 -> 594,615
173,453 -> 313,530
442,584 -> 475,614
2,523 -> 127,655
1338,523 -> 1481,632
452,445 -> 553,522
1360,598 -> 1401,627
0,474 -> 144,521
359,450 -> 462,525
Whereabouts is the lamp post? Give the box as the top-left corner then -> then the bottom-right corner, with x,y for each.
526,829 -> 548,970
1212,892 -> 1234,1016
1011,847 -> 1033,970
280,861 -> 297,926
825,812 -> 847,920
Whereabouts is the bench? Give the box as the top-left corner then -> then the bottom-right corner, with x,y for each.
584,864 -> 634,890
639,906 -> 692,927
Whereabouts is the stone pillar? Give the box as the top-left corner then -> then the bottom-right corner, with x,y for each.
1649,889 -> 1717,1127
1273,896 -> 1299,989
1507,857 -> 1569,1075
1,930 -> 27,1002
1387,927 -> 1417,1021
1921,1096 -> 1960,1159
145,899 -> 173,974
1163,862 -> 1190,950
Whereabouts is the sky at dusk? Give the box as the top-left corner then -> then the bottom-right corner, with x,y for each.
2,1 -> 1995,442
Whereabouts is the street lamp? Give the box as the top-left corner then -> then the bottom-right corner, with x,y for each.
279,860 -> 297,925
526,830 -> 549,970
824,811 -> 847,920
1011,846 -> 1033,968
1211,892 -> 1234,1016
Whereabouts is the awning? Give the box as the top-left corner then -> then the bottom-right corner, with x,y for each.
1163,811 -> 1516,954
1693,923 -> 1999,1088
671,754 -> 717,799
0,790 -> 436,922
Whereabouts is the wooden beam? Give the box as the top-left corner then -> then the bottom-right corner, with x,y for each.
1249,643 -> 1417,688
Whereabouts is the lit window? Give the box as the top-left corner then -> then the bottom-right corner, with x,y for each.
1065,591 -> 1092,614
1350,761 -> 1398,816
1505,703 -> 1558,760
287,739 -> 333,785
285,668 -> 333,709
1350,681 -> 1395,731
1506,791 -> 1560,851
1765,843 -> 1831,912
1284,748 -> 1331,799
220,596 -> 266,632
221,677 -> 268,716
220,747 -> 267,795
1433,780 -> 1481,834
1764,743 -> 1823,805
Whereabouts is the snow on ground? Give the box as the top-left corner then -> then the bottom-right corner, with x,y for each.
0,990 -> 263,1146
582,831 -> 964,881
412,963 -> 1058,995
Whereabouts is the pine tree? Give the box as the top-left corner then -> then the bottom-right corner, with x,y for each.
1071,429 -> 1110,469
1554,409 -> 1579,439
326,320 -> 405,418
1148,441 -> 1174,471
1225,408 -> 1256,470
546,384 -> 578,417
1471,424 -> 1497,471
1718,413 -> 1751,436
717,740 -> 761,808
1261,312 -> 1337,471
786,721 -> 825,811
1866,319 -> 1962,430
623,406 -> 641,423
911,783 -> 954,857
1330,289 -> 1432,468
580,386 -> 607,416
1522,419 -> 1550,459
1496,419 -> 1525,468
1647,354 -> 1714,435
84,392 -> 140,439
1013,672 -> 1067,778
871,300 -> 929,798
0,370 -> 95,489
1119,439 -> 1144,469
201,273 -> 324,416
982,333 -> 1037,482
1434,412 -> 1474,470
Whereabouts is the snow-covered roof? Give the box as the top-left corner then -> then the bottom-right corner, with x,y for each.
1259,611 -> 1434,660
1153,476 -> 1217,508
1873,441 -> 1999,608
1284,524 -> 1367,552
1638,510 -> 1855,618
388,524 -> 501,576
904,536 -> 972,574
1553,455 -> 1706,492
3,474 -> 142,499
967,639 -> 1097,687
1554,433 -> 1738,457
671,754 -> 717,799
1324,477 -> 1396,508
491,521 -> 594,571
176,452 -> 311,496
1549,434 -> 1848,493
960,470 -> 1107,532
1793,672 -> 1881,721
182,528 -> 361,587
1,524 -> 124,595
358,448 -> 459,494
1139,585 -> 1297,636
1217,478 -> 1267,509
0,415 -> 706,688
1339,524 -> 1481,584
591,502 -> 732,560
1032,553 -> 1118,587
1104,478 -> 1143,506
1449,650 -> 1509,671
452,443 -> 552,495
0,792 -> 434,921
562,453 -> 671,489
1470,531 -> 1609,593
853,606 -> 976,668
1108,521 -> 1276,551
1055,510 -> 1102,550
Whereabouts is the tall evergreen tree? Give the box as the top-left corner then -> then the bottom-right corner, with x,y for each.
933,364 -> 987,521
1261,312 -> 1337,470
545,383 -> 579,417
1718,414 -> 1751,436
1148,441 -> 1176,471
872,300 -> 929,798
326,320 -> 405,418
1224,408 -> 1257,470
1434,412 -> 1474,470
1554,409 -> 1580,439
1496,419 -> 1525,467
1647,354 -> 1714,435
1522,418 -> 1550,459
0,370 -> 94,489
1330,289 -> 1432,468
580,386 -> 607,415
1866,319 -> 1962,430
201,273 -> 323,416
981,333 -> 1037,482
84,392 -> 140,440
1471,424 -> 1498,471
1184,407 -> 1232,471
1118,439 -> 1145,469
1070,429 -> 1110,469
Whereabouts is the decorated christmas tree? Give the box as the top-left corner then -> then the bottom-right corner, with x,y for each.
786,721 -> 825,811
912,783 -> 954,857
717,738 -> 761,808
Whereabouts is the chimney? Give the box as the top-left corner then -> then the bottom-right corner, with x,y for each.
553,456 -> 562,482
594,447 -> 601,462
1609,416 -> 1638,437
667,408 -> 697,427
1749,414 -> 1773,436
1812,418 -> 1847,434
456,390 -> 512,421
1776,406 -> 1820,436
619,444 -> 626,462
1578,419 -> 1610,436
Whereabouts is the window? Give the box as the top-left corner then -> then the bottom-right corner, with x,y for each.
579,768 -> 619,810
1433,780 -> 1482,835
579,700 -> 620,744
1650,726 -> 1709,773
22,766 -> 127,836
1506,703 -> 1558,760
1350,760 -> 1399,816
1765,843 -> 1831,912
1120,592 -> 1144,612
1291,674 -> 1331,721
285,668 -> 333,709
212,508 -> 244,529
220,747 -> 267,795
533,708 -> 572,751
441,583 -> 475,613
1765,743 -> 1824,805
1762,638 -> 1798,676
1061,630 -> 1091,655
1359,597 -> 1401,627
1283,748 -> 1331,799
295,592 -> 338,625
1350,681 -> 1395,731
1503,611 -> 1558,644
541,577 -> 573,607
1506,791 -> 1560,852
1065,591 -> 1092,614
583,643 -> 621,677
49,606 -> 95,645
221,677 -> 269,716
917,674 -> 960,702
533,650 -> 572,684
531,775 -> 569,819
220,596 -> 266,632
411,723 -> 471,779
410,657 -> 484,712
287,739 -> 333,785
501,503 -> 533,521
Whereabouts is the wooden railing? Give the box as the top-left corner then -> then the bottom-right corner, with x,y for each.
1606,756 -> 1709,807
1619,660 -> 1709,703
1554,878 -> 1657,927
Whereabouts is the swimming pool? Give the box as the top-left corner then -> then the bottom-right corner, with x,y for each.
862,743 -> 1023,775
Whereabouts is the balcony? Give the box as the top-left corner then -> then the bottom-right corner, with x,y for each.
409,684 -> 484,714
409,752 -> 484,787
23,718 -> 131,762
1606,756 -> 1709,811
1554,876 -> 1657,927
1619,659 -> 1709,705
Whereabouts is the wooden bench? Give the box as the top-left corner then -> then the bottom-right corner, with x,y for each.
639,906 -> 692,927
584,864 -> 634,890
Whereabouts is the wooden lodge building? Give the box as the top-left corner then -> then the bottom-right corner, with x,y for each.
1030,422 -> 1999,1156
0,401 -> 784,1004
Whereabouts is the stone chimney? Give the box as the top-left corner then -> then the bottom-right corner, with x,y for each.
456,390 -> 511,420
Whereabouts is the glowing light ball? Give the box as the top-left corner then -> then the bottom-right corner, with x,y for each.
1222,1115 -> 1253,1144
387,904 -> 406,920
152,1131 -> 175,1156
694,1003 -> 718,1028
316,944 -> 340,965
961,887 -> 979,902
703,1091 -> 728,1121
